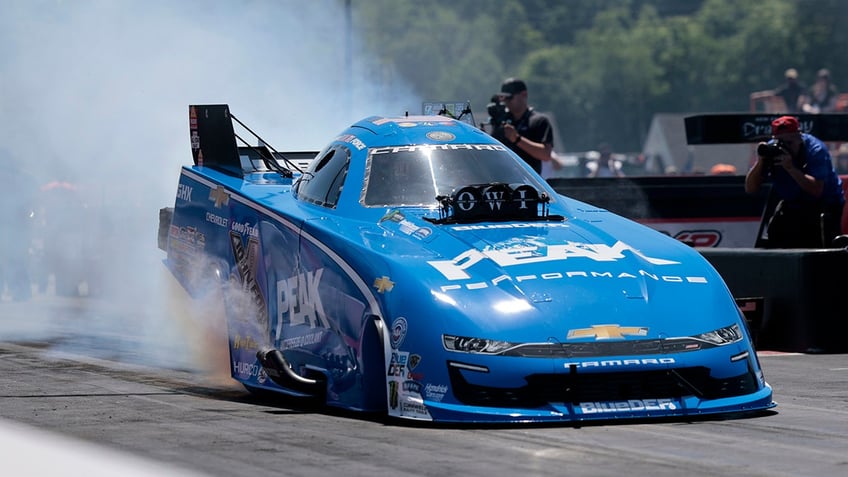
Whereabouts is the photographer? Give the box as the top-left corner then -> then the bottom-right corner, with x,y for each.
488,78 -> 554,174
745,115 -> 845,248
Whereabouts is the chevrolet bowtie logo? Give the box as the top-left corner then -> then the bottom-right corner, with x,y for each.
567,324 -> 649,340
209,186 -> 230,208
373,276 -> 395,293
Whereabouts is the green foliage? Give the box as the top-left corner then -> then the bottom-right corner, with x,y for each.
349,0 -> 847,151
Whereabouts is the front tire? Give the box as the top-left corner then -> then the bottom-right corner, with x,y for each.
360,315 -> 387,412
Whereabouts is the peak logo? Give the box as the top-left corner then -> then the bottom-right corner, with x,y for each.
276,268 -> 330,335
428,240 -> 679,281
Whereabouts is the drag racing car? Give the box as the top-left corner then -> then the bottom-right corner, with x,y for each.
158,104 -> 775,423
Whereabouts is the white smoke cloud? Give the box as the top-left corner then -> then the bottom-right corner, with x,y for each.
0,0 -> 419,374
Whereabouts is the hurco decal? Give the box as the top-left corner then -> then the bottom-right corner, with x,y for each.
233,360 -> 263,378
276,268 -> 330,335
578,398 -> 678,414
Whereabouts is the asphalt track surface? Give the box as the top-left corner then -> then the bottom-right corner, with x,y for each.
1,293 -> 846,477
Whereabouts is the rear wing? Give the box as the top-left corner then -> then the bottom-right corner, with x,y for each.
189,104 -> 318,177
685,113 -> 848,144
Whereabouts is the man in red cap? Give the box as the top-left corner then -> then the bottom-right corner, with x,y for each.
744,115 -> 845,248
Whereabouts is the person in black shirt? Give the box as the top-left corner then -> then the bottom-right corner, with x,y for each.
773,68 -> 805,113
490,78 -> 554,174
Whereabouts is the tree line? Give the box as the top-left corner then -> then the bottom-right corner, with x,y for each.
351,0 -> 847,151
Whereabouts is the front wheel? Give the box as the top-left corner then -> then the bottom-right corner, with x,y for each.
359,315 -> 387,412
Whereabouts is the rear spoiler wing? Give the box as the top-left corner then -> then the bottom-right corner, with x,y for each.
189,104 -> 318,177
685,113 -> 848,144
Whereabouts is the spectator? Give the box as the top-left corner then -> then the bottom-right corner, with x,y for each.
586,143 -> 625,178
744,115 -> 844,248
801,68 -> 840,114
489,78 -> 554,174
772,68 -> 805,113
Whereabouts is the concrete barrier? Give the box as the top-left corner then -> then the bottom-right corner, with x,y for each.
699,248 -> 848,353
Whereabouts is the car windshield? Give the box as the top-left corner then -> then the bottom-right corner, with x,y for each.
361,144 -> 550,207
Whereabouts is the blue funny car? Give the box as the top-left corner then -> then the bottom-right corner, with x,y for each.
159,104 -> 775,423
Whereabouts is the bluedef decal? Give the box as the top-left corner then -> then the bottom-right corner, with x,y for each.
388,352 -> 408,377
577,399 -> 678,414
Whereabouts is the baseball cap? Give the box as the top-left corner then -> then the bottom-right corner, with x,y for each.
771,115 -> 800,135
784,68 -> 798,79
497,78 -> 527,98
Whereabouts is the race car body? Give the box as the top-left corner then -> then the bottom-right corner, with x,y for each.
160,104 -> 774,423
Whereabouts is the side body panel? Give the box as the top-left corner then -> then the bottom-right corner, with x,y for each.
166,167 -> 387,410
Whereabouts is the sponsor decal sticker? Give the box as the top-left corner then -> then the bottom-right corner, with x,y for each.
578,398 -> 678,414
388,352 -> 408,377
233,335 -> 259,350
427,239 -> 707,292
567,325 -> 648,340
209,185 -> 230,208
408,354 -> 421,370
424,383 -> 448,402
390,317 -> 408,349
177,184 -> 193,201
229,231 -> 268,329
373,276 -> 395,293
276,268 -> 330,334
426,131 -> 455,141
562,357 -> 675,369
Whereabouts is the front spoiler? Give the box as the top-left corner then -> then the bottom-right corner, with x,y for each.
416,384 -> 775,424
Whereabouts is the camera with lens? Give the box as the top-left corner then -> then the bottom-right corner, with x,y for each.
757,138 -> 789,162
486,95 -> 511,129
